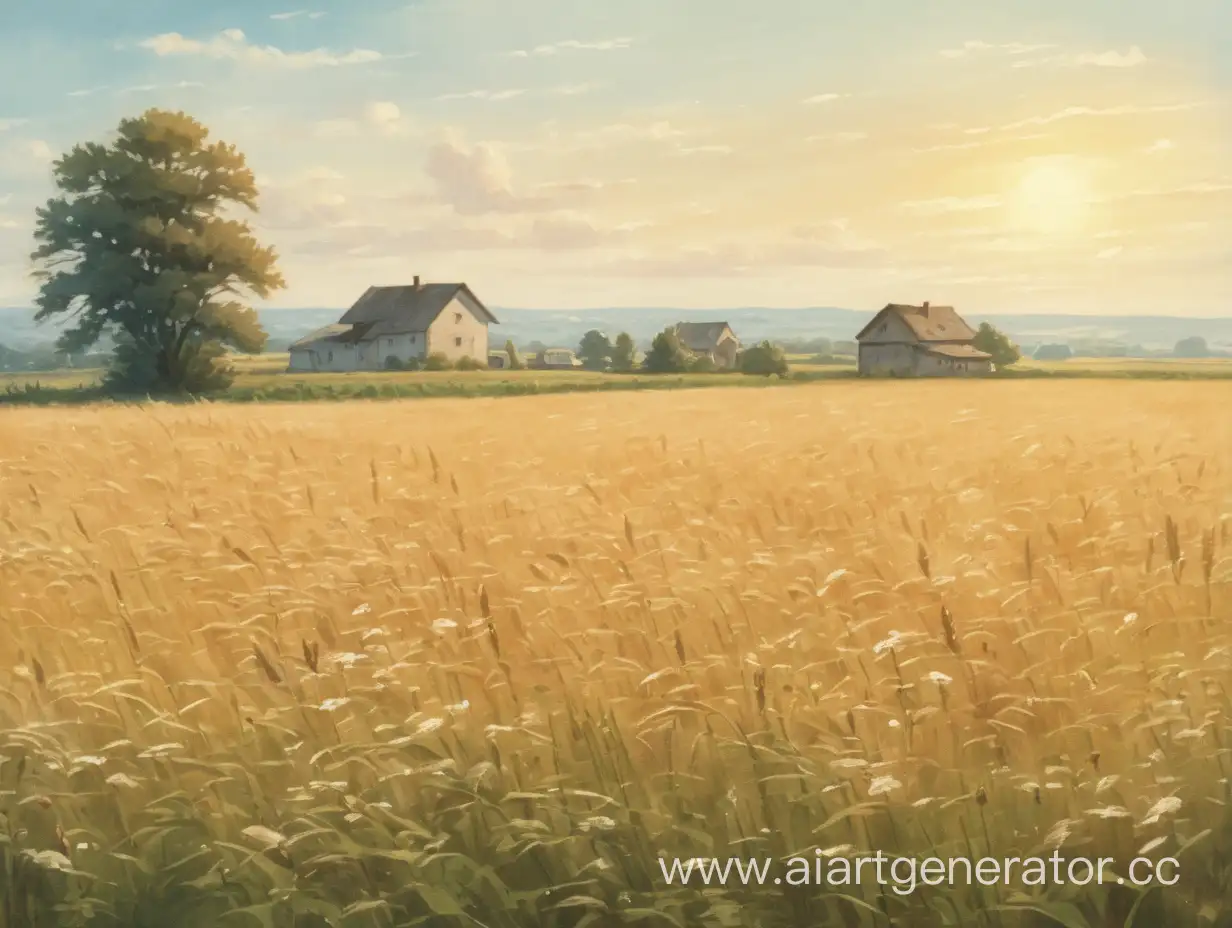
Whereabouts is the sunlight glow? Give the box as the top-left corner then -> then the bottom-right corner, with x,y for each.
1008,156 -> 1094,236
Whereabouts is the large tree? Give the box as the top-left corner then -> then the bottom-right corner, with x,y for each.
972,322 -> 1020,368
30,109 -> 283,393
577,329 -> 613,371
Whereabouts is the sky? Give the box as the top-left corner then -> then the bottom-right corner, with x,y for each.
0,0 -> 1228,315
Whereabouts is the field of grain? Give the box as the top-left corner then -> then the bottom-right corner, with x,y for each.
0,381 -> 1229,927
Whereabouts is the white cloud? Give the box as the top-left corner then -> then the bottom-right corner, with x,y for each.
139,28 -> 384,68
425,131 -> 549,215
27,140 -> 54,162
802,93 -> 844,104
901,195 -> 1003,214
940,40 -> 1055,59
807,131 -> 867,143
1074,46 -> 1148,68
1097,246 -> 1123,259
0,119 -> 27,132
1146,138 -> 1173,153
508,38 -> 634,57
363,101 -> 410,136
675,145 -> 732,156
270,10 -> 326,20
436,89 -> 526,102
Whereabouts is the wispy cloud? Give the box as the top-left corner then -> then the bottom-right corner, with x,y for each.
139,28 -> 386,68
1146,138 -> 1174,153
0,119 -> 27,132
901,195 -> 1003,214
550,83 -> 602,96
913,132 -> 1045,153
1012,46 -> 1150,69
940,40 -> 1055,59
675,144 -> 732,156
1073,46 -> 1148,68
802,93 -> 844,104
507,38 -> 634,57
270,10 -> 326,20
120,80 -> 205,94
807,131 -> 867,143
998,101 -> 1205,131
1099,180 -> 1232,201
436,89 -> 526,102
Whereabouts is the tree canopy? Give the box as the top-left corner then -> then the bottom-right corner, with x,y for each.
610,332 -> 636,372
577,329 -> 613,371
642,327 -> 690,373
1174,336 -> 1209,358
30,108 -> 284,393
972,322 -> 1020,368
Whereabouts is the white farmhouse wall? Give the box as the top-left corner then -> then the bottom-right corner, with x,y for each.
858,343 -> 916,375
365,332 -> 426,369
288,349 -> 317,371
859,313 -> 917,345
426,296 -> 489,362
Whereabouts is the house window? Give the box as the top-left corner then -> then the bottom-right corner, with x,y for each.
327,351 -> 333,362
410,335 -> 417,344
454,312 -> 463,324
454,337 -> 463,347
387,338 -> 393,347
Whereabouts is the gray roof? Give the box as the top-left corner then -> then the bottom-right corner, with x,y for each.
338,283 -> 498,337
289,324 -> 353,350
856,304 -> 977,343
674,321 -> 736,351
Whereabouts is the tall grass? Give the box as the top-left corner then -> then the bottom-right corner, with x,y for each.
0,381 -> 1228,927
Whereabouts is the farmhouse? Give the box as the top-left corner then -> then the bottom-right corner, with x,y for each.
855,302 -> 992,377
288,277 -> 498,372
674,321 -> 740,369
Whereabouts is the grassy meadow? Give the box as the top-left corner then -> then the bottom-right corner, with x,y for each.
4,352 -> 1232,408
0,381 -> 1230,927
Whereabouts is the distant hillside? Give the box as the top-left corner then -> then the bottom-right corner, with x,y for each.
3,304 -> 1231,355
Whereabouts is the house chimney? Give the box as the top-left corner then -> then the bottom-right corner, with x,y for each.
922,301 -> 930,315
413,275 -> 420,288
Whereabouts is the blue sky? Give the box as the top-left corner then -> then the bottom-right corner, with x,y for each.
0,0 -> 1228,313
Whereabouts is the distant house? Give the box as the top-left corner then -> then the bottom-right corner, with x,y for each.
1033,343 -> 1073,361
287,277 -> 498,372
674,321 -> 740,369
855,302 -> 993,377
531,348 -> 583,370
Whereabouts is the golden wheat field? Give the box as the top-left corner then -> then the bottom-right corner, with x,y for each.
0,381 -> 1229,928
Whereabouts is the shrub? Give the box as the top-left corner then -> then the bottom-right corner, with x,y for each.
383,355 -> 405,371
688,355 -> 718,373
454,356 -> 485,371
739,341 -> 790,377
424,352 -> 452,371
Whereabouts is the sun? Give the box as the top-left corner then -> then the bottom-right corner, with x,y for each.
1008,156 -> 1093,236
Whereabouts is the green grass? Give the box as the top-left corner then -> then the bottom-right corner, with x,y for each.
3,353 -> 1232,407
